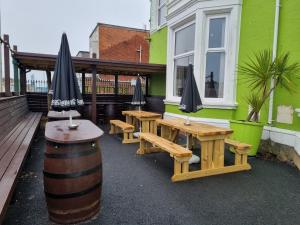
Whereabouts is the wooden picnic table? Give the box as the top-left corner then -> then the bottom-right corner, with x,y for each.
47,110 -> 81,121
155,118 -> 251,181
122,110 -> 162,134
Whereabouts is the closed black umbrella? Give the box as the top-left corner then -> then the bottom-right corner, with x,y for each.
131,75 -> 145,111
179,64 -> 203,117
50,33 -> 83,111
179,64 -> 203,163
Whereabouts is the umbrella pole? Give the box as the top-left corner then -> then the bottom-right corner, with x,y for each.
185,115 -> 190,126
186,133 -> 189,150
69,114 -> 73,126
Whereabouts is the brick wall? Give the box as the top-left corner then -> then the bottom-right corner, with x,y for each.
98,25 -> 149,63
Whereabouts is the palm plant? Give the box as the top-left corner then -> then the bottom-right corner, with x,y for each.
239,49 -> 300,122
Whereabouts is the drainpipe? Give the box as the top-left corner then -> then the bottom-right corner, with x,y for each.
268,0 -> 281,124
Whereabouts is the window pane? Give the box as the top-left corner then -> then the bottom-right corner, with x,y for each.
158,5 -> 167,26
205,52 -> 225,98
208,18 -> 226,48
174,55 -> 194,96
175,24 -> 195,55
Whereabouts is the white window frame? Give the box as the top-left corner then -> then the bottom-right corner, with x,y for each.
173,21 -> 195,97
158,0 -> 167,27
165,2 -> 241,109
202,14 -> 229,104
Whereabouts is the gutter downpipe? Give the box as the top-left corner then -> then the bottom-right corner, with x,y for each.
268,0 -> 281,124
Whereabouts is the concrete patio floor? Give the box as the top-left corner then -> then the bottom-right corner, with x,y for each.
3,126 -> 300,225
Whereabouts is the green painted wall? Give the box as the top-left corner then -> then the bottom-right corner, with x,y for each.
272,0 -> 300,131
164,0 -> 276,120
234,0 -> 276,123
150,0 -> 300,133
166,105 -> 234,119
148,27 -> 167,96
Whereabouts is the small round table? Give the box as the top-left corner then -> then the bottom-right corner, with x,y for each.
44,120 -> 103,224
47,110 -> 81,121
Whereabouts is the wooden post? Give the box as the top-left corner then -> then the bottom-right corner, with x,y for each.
91,66 -> 97,124
13,46 -> 19,95
4,34 -> 11,97
81,72 -> 85,95
145,75 -> 149,96
20,68 -> 26,95
46,70 -> 52,111
114,73 -> 119,95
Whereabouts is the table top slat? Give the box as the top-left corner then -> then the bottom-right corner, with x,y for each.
122,110 -> 161,119
156,118 -> 233,136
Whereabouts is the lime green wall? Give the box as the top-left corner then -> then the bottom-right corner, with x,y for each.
165,1 -> 276,120
166,105 -> 234,119
150,0 -> 300,132
149,27 -> 168,64
149,73 -> 166,96
148,27 -> 168,96
234,0 -> 276,123
272,1 -> 300,131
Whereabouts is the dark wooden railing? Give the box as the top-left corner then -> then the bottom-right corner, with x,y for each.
26,93 -> 165,123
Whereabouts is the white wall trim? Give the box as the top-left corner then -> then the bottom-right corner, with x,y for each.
164,112 -> 300,156
164,99 -> 238,109
164,112 -> 230,127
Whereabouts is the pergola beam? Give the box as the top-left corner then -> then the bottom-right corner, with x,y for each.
13,52 -> 166,75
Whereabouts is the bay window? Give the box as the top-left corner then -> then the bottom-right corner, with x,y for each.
158,0 -> 167,26
166,2 -> 241,108
173,23 -> 195,96
204,16 -> 227,99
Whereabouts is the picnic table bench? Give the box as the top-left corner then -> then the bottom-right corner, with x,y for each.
109,120 -> 139,144
138,133 -> 192,179
0,96 -> 42,223
138,118 -> 251,182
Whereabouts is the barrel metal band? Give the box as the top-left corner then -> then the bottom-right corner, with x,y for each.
43,165 -> 101,179
45,148 -> 98,159
44,182 -> 101,199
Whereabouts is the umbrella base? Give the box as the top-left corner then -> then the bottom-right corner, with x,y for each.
189,154 -> 200,164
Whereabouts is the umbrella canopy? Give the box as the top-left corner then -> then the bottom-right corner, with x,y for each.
50,33 -> 83,111
179,64 -> 203,113
131,75 -> 146,106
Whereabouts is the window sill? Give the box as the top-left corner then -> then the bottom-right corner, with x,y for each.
151,23 -> 167,34
163,99 -> 238,109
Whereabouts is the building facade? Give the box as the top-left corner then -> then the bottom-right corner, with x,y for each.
89,23 -> 149,63
149,0 -> 300,166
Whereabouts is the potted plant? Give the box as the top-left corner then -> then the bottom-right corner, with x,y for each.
230,50 -> 300,156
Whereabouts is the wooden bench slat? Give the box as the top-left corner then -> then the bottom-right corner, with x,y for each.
0,113 -> 38,180
0,113 -> 32,146
0,112 -> 42,223
110,120 -> 134,131
139,133 -> 192,157
0,113 -> 35,161
225,139 -> 251,150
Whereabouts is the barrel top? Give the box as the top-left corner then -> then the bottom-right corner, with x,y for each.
45,120 -> 104,144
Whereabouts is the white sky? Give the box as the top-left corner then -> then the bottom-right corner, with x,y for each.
1,0 -> 150,55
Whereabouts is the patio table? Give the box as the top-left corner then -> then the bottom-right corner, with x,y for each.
155,118 -> 251,181
44,120 -> 103,224
47,110 -> 81,121
122,110 -> 161,134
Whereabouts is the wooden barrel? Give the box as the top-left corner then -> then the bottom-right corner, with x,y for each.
43,140 -> 102,224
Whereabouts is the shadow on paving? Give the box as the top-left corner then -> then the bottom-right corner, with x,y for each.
3,126 -> 300,225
